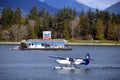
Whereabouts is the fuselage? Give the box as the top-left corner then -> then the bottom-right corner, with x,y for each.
56,59 -> 71,65
56,58 -> 83,65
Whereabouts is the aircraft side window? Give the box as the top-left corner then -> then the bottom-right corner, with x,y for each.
42,43 -> 45,46
29,43 -> 31,46
69,58 -> 74,62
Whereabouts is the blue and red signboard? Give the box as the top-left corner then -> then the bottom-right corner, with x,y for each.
43,31 -> 51,39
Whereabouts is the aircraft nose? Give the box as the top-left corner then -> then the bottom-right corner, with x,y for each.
56,59 -> 60,62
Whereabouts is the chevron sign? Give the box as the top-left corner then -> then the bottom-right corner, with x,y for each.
43,31 -> 51,39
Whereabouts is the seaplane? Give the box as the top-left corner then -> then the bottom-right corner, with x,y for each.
49,53 -> 90,70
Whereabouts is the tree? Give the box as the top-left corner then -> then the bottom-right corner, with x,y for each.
87,9 -> 95,39
70,17 -> 79,39
52,7 -> 74,39
9,25 -> 19,41
7,8 -> 15,26
42,12 -> 52,31
72,8 -> 76,19
116,14 -> 120,24
35,18 -> 41,38
28,6 -> 38,20
28,20 -> 36,39
63,20 -> 70,39
14,7 -> 21,24
79,9 -> 84,18
107,21 -> 116,40
2,29 -> 10,41
18,25 -> 29,41
20,16 -> 25,24
95,9 -> 100,21
114,25 -> 120,41
1,9 -> 8,27
100,11 -> 110,25
95,19 -> 104,40
39,8 -> 45,17
79,15 -> 89,36
1,8 -> 14,28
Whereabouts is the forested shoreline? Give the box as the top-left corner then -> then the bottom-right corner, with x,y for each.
0,6 -> 120,41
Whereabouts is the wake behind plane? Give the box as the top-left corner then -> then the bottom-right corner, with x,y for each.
49,53 -> 90,69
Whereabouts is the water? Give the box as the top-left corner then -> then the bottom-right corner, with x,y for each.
0,44 -> 120,80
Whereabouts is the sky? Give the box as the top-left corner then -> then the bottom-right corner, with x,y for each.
39,0 -> 120,10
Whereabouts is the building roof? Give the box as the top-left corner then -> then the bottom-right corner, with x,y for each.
25,39 -> 67,44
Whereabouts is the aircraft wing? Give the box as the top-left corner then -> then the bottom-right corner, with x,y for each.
49,55 -> 66,59
49,55 -> 83,60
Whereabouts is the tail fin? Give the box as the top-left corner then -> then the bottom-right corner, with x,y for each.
85,53 -> 90,60
82,53 -> 90,65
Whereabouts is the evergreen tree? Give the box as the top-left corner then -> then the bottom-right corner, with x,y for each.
14,7 -> 21,24
0,6 -> 120,41
79,9 -> 84,18
28,20 -> 36,39
63,20 -> 70,39
31,28 -> 35,39
116,14 -> 120,24
72,8 -> 76,19
87,9 -> 95,39
95,9 -> 100,19
95,19 -> 104,40
100,11 -> 110,25
114,25 -> 120,41
107,21 -> 116,40
1,8 -> 14,28
20,16 -> 25,24
79,15 -> 89,36
39,8 -> 45,17
28,6 -> 38,20
1,8 -> 8,27
7,8 -> 15,26
35,18 -> 41,38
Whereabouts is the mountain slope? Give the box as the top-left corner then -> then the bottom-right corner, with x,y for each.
105,2 -> 120,14
0,0 -> 58,14
41,0 -> 94,12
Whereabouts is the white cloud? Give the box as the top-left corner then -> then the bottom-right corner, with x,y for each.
76,0 -> 120,10
38,0 -> 120,10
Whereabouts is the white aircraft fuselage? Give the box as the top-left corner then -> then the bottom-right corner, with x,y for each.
56,58 -> 83,65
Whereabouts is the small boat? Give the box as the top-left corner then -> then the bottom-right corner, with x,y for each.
19,39 -> 72,50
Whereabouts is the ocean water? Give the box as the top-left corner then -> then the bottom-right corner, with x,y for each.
0,44 -> 120,80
